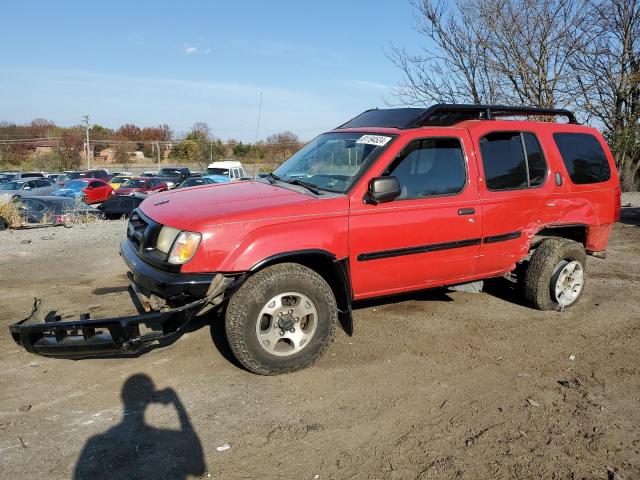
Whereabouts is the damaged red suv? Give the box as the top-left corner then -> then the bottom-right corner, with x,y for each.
11,105 -> 620,375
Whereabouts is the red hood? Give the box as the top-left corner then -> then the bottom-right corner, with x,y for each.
138,180 -> 347,230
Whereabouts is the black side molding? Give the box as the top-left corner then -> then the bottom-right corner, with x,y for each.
357,238 -> 482,262
483,231 -> 522,244
357,230 -> 523,262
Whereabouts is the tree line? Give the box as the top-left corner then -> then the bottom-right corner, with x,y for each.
0,119 -> 302,171
389,0 -> 640,191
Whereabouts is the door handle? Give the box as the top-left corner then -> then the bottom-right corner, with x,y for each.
458,208 -> 475,215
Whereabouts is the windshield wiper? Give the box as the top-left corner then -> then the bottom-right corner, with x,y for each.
267,172 -> 324,195
282,178 -> 324,195
266,172 -> 280,184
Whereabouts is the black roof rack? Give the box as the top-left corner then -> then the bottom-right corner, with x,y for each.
336,104 -> 578,129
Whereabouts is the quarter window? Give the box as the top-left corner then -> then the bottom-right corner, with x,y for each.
384,138 -> 467,199
479,132 -> 548,190
553,133 -> 611,184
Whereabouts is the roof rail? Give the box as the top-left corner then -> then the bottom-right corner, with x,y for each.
336,104 -> 578,129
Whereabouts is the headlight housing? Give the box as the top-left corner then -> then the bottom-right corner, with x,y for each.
168,231 -> 201,264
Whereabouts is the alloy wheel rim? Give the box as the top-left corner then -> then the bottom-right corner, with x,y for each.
255,292 -> 318,357
552,260 -> 584,307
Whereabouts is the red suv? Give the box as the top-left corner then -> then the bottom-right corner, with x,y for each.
11,105 -> 621,375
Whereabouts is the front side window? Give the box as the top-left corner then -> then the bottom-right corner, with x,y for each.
480,131 -> 548,190
553,133 -> 611,184
384,137 -> 467,199
274,132 -> 395,193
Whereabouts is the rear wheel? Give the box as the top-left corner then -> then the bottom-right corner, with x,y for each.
524,238 -> 587,310
225,263 -> 337,375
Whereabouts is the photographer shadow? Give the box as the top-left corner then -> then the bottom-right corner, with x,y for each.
74,374 -> 206,480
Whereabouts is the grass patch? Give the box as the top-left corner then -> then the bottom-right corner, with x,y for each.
0,199 -> 24,229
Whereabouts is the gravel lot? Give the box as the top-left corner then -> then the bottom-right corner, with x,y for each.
0,203 -> 639,479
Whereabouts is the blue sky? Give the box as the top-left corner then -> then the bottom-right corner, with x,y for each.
0,0 -> 422,141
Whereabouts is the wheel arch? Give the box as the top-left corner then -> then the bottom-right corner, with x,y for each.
247,249 -> 353,336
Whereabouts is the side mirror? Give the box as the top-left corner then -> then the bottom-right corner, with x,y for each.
366,176 -> 401,204
23,186 -> 31,190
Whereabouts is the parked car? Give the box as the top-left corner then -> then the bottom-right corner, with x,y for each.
0,178 -> 56,199
9,172 -> 45,180
142,171 -> 157,177
10,104 -> 621,376
98,194 -> 146,219
51,178 -> 113,204
114,177 -> 168,196
108,174 -> 134,190
17,196 -> 101,224
52,173 -> 70,187
64,169 -> 111,181
205,161 -> 246,181
153,167 -> 191,188
175,175 -> 229,188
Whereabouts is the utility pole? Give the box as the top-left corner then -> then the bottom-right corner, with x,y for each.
156,141 -> 161,171
82,115 -> 91,169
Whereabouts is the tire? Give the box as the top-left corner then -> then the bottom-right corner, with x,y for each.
225,263 -> 337,375
524,238 -> 587,311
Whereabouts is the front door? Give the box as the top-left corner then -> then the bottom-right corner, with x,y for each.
349,132 -> 482,300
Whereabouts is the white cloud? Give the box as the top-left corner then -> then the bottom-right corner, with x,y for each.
184,44 -> 198,55
351,79 -> 390,90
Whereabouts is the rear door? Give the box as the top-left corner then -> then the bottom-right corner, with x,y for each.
472,125 -> 562,275
349,131 -> 482,299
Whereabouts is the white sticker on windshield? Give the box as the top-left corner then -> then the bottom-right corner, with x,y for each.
356,134 -> 392,147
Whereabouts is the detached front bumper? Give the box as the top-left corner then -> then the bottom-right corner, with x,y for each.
9,271 -> 234,359
9,301 -> 183,358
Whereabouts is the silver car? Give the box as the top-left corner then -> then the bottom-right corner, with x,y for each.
0,178 -> 56,199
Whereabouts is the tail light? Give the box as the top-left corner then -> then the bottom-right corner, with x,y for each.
614,186 -> 621,222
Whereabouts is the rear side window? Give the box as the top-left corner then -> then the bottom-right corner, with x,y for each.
385,137 -> 466,199
479,132 -> 548,190
553,133 -> 611,184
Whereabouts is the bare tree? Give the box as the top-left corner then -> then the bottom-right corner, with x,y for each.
573,0 -> 640,190
389,0 -> 587,108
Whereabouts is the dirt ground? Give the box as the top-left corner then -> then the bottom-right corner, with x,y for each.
1,202 -> 639,480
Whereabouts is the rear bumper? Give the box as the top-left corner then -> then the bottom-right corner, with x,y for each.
120,238 -> 216,300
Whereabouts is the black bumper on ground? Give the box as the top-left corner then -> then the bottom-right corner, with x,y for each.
9,302 -> 183,358
9,260 -> 234,358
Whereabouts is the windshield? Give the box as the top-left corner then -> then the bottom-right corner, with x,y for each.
273,132 -> 394,193
66,172 -> 85,180
205,168 -> 229,176
66,180 -> 89,190
111,176 -> 129,184
1,181 -> 24,190
124,179 -> 147,188
157,168 -> 180,176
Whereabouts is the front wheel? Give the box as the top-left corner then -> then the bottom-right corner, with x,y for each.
225,263 -> 337,375
524,238 -> 587,310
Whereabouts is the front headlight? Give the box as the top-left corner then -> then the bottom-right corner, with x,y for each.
168,231 -> 201,264
156,226 -> 180,253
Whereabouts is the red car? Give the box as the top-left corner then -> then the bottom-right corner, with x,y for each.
52,178 -> 113,204
12,104 -> 621,375
115,177 -> 168,196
